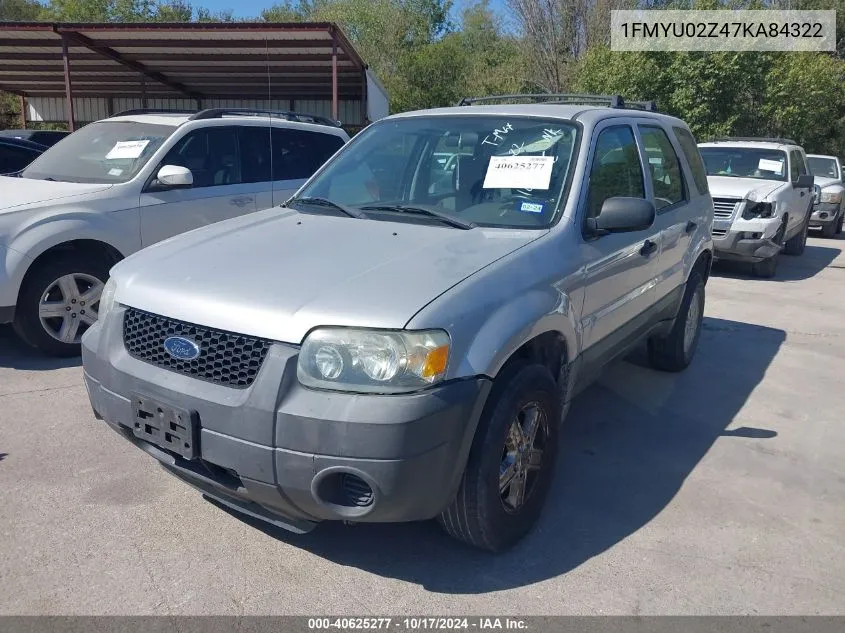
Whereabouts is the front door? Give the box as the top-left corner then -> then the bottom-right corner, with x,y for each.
140,126 -> 257,246
579,123 -> 662,369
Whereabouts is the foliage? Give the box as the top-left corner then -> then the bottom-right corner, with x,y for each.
0,0 -> 843,158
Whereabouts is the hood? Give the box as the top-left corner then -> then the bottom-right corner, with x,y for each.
815,176 -> 843,190
706,176 -> 788,200
114,209 -> 543,343
0,176 -> 112,213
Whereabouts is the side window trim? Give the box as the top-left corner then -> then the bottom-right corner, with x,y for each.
672,125 -> 709,196
578,120 -> 647,234
635,122 -> 689,215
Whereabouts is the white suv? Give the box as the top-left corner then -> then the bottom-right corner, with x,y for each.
698,138 -> 814,278
807,153 -> 845,237
0,108 -> 349,356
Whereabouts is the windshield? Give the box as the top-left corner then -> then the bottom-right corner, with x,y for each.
294,116 -> 579,229
808,156 -> 840,179
699,147 -> 788,182
20,120 -> 175,184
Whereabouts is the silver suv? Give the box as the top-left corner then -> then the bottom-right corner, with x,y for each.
82,95 -> 714,552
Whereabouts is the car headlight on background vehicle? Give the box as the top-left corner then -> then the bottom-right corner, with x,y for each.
97,277 -> 117,321
742,201 -> 774,220
297,327 -> 451,393
820,189 -> 843,204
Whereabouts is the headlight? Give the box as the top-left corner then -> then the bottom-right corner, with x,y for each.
742,201 -> 774,220
298,328 -> 450,393
820,190 -> 843,204
97,277 -> 117,321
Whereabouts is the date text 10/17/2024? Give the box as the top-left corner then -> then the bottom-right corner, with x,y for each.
308,618 -> 529,631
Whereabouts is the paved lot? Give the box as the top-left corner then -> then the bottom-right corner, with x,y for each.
1,235 -> 844,616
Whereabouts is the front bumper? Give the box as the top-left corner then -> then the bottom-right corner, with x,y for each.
712,230 -> 781,262
82,306 -> 492,532
810,202 -> 841,227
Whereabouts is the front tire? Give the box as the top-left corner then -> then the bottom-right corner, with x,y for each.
784,215 -> 809,254
13,253 -> 110,357
438,363 -> 560,552
647,272 -> 705,372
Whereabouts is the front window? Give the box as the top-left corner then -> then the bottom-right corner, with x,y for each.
808,156 -> 840,180
20,120 -> 175,184
293,116 -> 579,229
699,147 -> 788,182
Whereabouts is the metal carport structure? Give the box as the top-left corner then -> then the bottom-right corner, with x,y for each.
0,22 -> 388,130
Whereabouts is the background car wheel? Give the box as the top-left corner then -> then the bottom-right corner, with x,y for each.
752,255 -> 778,278
836,212 -> 843,235
438,362 -> 560,552
13,253 -> 111,357
784,215 -> 809,254
821,218 -> 837,238
647,271 -> 705,373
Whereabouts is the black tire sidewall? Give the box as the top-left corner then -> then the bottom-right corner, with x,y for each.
469,364 -> 560,551
14,254 -> 111,357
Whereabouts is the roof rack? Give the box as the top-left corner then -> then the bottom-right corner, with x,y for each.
456,93 -> 658,112
709,136 -> 798,146
189,108 -> 343,128
111,108 -> 198,117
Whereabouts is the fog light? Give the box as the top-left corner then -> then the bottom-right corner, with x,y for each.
819,212 -> 828,219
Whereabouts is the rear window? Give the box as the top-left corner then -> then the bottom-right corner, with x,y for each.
673,127 -> 709,195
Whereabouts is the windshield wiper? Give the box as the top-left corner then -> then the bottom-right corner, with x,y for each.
360,204 -> 475,230
287,196 -> 367,219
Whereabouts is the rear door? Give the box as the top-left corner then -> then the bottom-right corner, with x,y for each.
139,126 -> 258,246
635,121 -> 693,304
579,121 -> 662,367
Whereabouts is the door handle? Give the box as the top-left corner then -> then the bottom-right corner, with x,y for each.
800,191 -> 806,197
685,220 -> 697,234
640,239 -> 658,257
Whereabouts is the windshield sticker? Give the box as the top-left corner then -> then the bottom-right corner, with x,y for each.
758,158 -> 784,174
483,156 -> 554,190
105,140 -> 150,160
481,123 -> 514,147
518,201 -> 545,214
108,168 -> 124,176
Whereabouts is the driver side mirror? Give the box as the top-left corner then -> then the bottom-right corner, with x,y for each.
156,164 -> 193,189
586,197 -> 656,236
794,174 -> 813,190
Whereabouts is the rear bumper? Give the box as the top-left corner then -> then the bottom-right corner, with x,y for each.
82,307 -> 491,530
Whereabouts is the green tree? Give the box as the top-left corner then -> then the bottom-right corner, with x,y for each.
0,0 -> 43,20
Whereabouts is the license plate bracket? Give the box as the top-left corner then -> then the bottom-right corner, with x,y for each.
131,394 -> 199,460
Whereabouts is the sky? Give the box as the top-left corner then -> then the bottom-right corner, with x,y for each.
195,0 -> 509,22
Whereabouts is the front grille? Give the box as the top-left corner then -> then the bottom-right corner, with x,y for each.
712,197 -> 741,219
123,308 -> 273,388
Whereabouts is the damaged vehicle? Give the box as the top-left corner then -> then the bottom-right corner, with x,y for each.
807,154 -> 844,237
698,138 -> 814,278
82,94 -> 713,552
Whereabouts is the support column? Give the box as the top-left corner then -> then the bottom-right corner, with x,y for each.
140,74 -> 148,108
331,29 -> 339,122
19,95 -> 26,129
360,70 -> 368,126
61,35 -> 75,132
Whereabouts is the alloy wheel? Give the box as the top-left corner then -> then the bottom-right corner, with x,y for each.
499,402 -> 548,513
38,273 -> 103,344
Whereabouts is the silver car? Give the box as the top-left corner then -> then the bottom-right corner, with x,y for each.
82,95 -> 714,552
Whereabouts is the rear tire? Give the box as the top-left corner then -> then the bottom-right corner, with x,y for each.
647,272 -> 705,373
836,212 -> 843,235
13,253 -> 111,357
438,363 -> 560,552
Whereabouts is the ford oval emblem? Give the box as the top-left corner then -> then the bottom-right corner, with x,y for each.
163,336 -> 201,361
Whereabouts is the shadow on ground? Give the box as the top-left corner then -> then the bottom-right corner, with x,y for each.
216,315 -> 785,594
0,325 -> 81,370
712,241 -> 840,282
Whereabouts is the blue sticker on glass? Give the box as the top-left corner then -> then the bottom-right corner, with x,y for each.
518,201 -> 544,214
